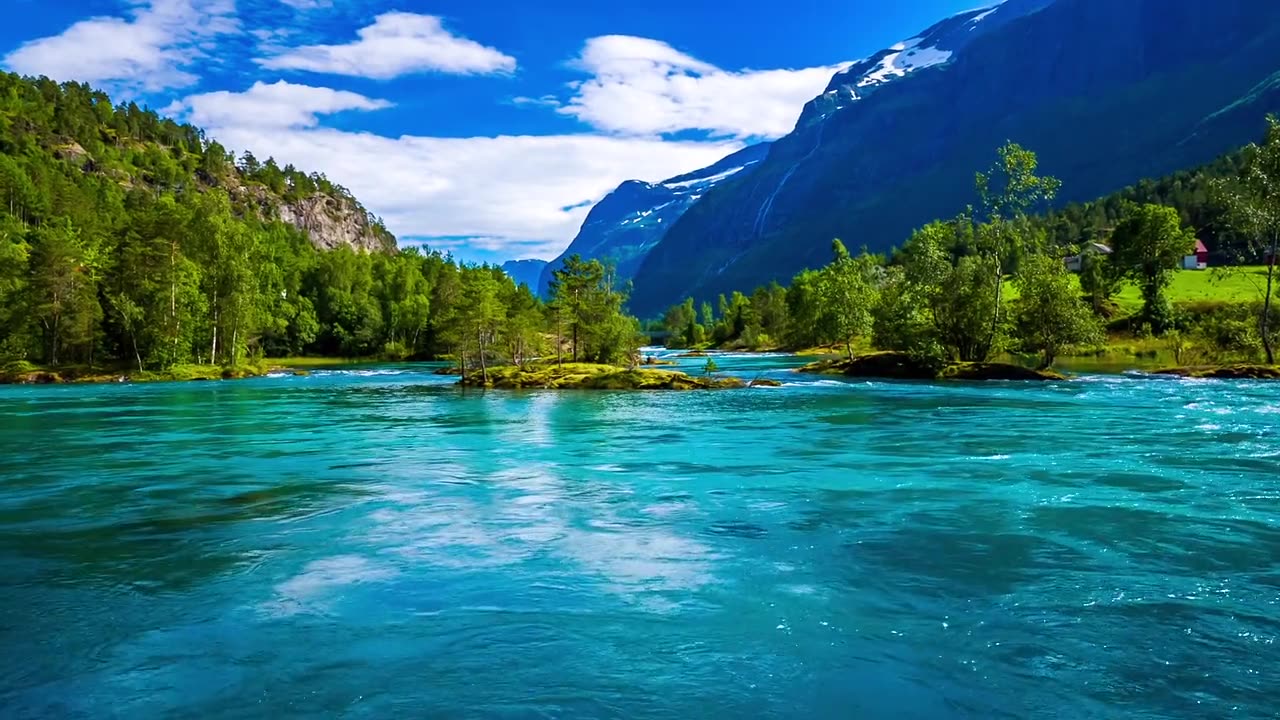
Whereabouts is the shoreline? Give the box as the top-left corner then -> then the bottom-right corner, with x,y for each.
5,353 -> 1277,387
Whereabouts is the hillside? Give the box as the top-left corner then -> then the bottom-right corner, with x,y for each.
0,73 -> 512,370
0,73 -> 394,254
627,0 -> 1280,316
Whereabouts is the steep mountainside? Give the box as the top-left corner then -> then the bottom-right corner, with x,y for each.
0,72 -> 394,255
628,0 -> 1280,315
501,259 -> 548,289
537,143 -> 770,295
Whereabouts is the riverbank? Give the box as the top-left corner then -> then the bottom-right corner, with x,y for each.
0,360 -> 287,385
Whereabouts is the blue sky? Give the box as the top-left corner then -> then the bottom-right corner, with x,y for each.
2,0 -> 986,263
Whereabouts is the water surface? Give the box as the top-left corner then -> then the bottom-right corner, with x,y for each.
2,353 -> 1278,718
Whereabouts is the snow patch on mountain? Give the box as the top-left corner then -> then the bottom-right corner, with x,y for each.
856,37 -> 953,88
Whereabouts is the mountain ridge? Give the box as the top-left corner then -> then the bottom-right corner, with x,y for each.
535,143 -> 771,295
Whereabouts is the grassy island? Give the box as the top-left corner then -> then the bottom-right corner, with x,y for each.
457,363 -> 754,390
1154,365 -> 1280,380
0,360 -> 277,385
798,352 -> 1065,382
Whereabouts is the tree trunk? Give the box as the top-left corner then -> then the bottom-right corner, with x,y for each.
846,339 -> 854,361
170,242 -> 178,363
477,328 -> 488,383
985,259 -> 1004,362
1263,230 -> 1278,365
210,290 -> 219,365
50,315 -> 59,367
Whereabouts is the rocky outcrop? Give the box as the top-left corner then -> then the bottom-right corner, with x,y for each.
276,194 -> 396,253
231,185 -> 395,253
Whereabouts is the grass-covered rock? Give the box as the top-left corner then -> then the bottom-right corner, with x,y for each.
0,361 -> 272,385
458,363 -> 747,390
797,351 -> 1065,381
1154,365 -> 1280,379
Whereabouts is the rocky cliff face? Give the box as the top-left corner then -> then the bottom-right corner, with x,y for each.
537,143 -> 770,296
276,194 -> 396,253
627,0 -> 1280,316
239,185 -> 396,253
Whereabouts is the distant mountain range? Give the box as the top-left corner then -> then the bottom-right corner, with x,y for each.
500,259 -> 548,289
534,143 -> 770,296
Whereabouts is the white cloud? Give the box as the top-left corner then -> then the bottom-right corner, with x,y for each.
278,0 -> 332,8
165,80 -> 393,129
2,0 -> 238,92
256,12 -> 516,79
176,83 -> 740,260
551,35 -> 848,139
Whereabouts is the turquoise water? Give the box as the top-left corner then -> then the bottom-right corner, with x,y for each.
2,352 -> 1278,719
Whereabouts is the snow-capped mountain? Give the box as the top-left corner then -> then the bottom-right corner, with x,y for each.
534,143 -> 770,295
799,0 -> 1053,124
627,0 -> 1280,316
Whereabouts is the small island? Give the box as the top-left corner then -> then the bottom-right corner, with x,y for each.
457,362 -> 769,390
797,352 -> 1066,382
1153,365 -> 1280,380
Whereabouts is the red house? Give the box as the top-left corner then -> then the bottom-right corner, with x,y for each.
1182,239 -> 1209,270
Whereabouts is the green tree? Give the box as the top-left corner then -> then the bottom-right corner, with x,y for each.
1078,251 -> 1122,315
1213,115 -> 1280,363
974,142 -> 1061,358
818,239 -> 879,359
28,222 -> 100,365
455,266 -> 506,382
1013,254 -> 1103,368
1109,203 -> 1196,333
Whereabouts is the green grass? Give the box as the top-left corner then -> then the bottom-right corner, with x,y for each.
268,356 -> 373,368
1111,266 -> 1275,311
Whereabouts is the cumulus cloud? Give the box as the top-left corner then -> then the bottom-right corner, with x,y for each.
173,83 -> 740,260
165,80 -> 393,129
2,0 -> 238,92
551,35 -> 848,139
256,12 -> 517,79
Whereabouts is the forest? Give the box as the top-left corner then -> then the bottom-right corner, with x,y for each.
0,73 -> 640,377
3,71 -> 1278,380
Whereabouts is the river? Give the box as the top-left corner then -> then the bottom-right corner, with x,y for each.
1,352 -> 1277,719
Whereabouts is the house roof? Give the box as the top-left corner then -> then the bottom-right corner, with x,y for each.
1195,239 -> 1209,253
1083,242 -> 1113,255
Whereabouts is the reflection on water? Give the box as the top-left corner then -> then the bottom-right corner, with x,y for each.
1,355 -> 1279,719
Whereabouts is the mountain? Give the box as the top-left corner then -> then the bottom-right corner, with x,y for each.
627,0 -> 1280,316
537,143 -> 770,296
501,259 -> 548,289
0,72 -> 394,255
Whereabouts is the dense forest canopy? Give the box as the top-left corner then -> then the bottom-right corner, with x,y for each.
0,73 -> 643,372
